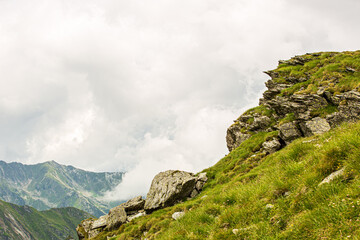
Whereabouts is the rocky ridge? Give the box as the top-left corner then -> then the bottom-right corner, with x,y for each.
77,170 -> 207,239
227,51 -> 360,153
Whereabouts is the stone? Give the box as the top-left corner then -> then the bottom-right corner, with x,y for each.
278,122 -> 302,144
172,211 -> 185,220
195,181 -> 206,191
300,117 -> 331,137
127,211 -> 146,222
265,204 -> 274,209
118,196 -> 145,214
190,189 -> 199,198
104,205 -> 127,231
232,229 -> 239,235
319,167 -> 346,186
262,138 -> 281,154
226,124 -> 251,151
249,116 -> 271,131
144,170 -> 197,212
91,215 -> 109,229
197,172 -> 208,182
76,218 -> 102,240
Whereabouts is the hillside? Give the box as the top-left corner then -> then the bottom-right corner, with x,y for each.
83,50 -> 360,239
0,199 -> 93,239
0,160 -> 124,217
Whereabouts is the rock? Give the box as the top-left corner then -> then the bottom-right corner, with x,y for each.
127,211 -> 146,222
226,124 -> 251,151
262,138 -> 281,154
172,211 -> 185,220
195,172 -> 208,191
319,167 -> 346,186
144,170 -> 197,212
118,196 -> 145,215
232,229 -> 239,235
338,91 -> 360,120
249,116 -> 272,131
91,215 -> 109,229
279,122 -> 302,144
300,117 -> 331,137
190,189 -> 199,198
326,112 -> 346,128
346,67 -> 356,72
76,218 -> 102,240
265,94 -> 327,120
197,172 -> 208,182
104,205 -> 127,231
265,204 -> 274,209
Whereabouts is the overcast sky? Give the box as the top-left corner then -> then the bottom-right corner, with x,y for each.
0,0 -> 359,200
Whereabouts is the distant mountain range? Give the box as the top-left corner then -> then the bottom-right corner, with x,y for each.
0,199 -> 92,239
0,160 -> 124,217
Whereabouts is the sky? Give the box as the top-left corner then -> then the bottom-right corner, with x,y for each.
0,0 -> 359,200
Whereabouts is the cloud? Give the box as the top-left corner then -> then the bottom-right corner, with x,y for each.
0,0 -> 359,199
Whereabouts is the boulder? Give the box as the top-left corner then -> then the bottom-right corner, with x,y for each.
77,205 -> 127,239
76,218 -> 102,240
300,117 -> 331,137
127,211 -> 146,222
91,215 -> 109,229
319,167 -> 346,186
172,211 -> 185,220
262,138 -> 282,154
104,205 -> 127,231
117,196 -> 145,215
226,124 -> 251,152
144,170 -> 197,212
278,122 -> 302,144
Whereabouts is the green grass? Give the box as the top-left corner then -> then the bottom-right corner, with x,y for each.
274,51 -> 360,96
93,121 -> 360,240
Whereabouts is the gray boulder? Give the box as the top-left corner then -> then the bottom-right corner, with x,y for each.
77,218 -> 102,240
172,211 -> 185,220
144,170 -> 197,212
104,205 -> 127,231
262,138 -> 282,154
319,167 -> 346,186
300,117 -> 331,137
226,124 -> 251,152
279,122 -> 302,144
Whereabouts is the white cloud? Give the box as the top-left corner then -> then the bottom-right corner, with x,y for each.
0,0 -> 359,199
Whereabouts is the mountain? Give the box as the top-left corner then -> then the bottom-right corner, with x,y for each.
0,160 -> 124,217
85,50 -> 360,239
0,199 -> 92,240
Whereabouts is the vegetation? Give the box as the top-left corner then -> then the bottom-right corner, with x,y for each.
92,121 -> 360,240
276,51 -> 360,96
0,200 -> 92,239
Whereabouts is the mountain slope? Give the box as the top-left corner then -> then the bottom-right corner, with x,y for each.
0,199 -> 93,240
87,50 -> 360,239
0,160 -> 124,217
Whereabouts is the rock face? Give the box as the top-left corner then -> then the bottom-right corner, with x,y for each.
144,170 -> 197,212
226,53 -> 360,153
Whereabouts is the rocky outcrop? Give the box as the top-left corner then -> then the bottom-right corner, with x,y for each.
77,172 -> 207,239
226,53 -> 360,152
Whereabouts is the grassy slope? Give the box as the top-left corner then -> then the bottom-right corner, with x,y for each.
93,51 -> 360,240
0,200 -> 93,239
